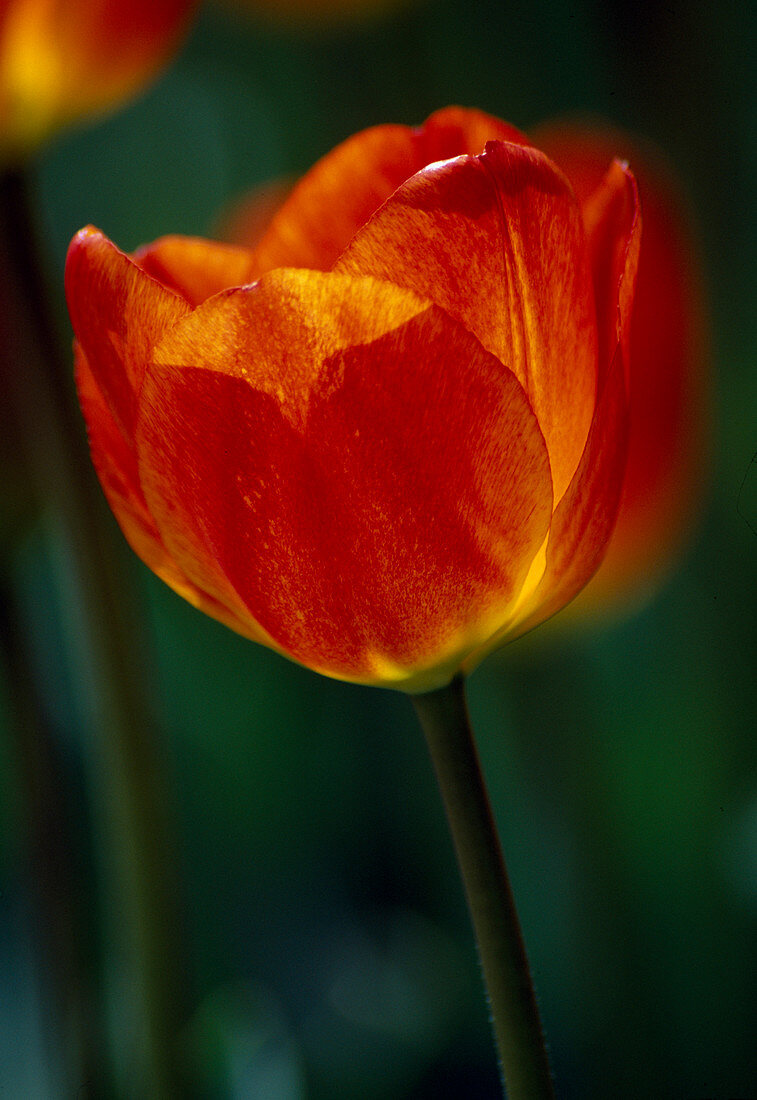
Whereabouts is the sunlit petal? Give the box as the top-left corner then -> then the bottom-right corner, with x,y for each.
248,107 -> 527,276
75,346 -> 259,640
137,269 -> 552,687
540,123 -> 708,612
337,140 -> 596,501
65,226 -> 190,438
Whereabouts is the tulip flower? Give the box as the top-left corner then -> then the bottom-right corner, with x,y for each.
0,0 -> 195,159
536,122 -> 707,616
66,107 -> 640,693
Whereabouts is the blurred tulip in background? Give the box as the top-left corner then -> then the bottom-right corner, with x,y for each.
0,0 -> 196,159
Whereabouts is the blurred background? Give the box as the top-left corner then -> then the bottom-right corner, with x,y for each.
1,0 -> 756,1096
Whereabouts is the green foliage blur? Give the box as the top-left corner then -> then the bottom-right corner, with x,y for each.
2,0 -> 756,1096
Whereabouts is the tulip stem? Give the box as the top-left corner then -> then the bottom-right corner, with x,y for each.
412,676 -> 554,1100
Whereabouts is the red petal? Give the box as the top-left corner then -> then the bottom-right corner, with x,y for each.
336,140 -> 597,502
133,235 -> 258,307
247,123 -> 418,275
247,107 -> 528,277
75,347 -> 256,639
488,168 -> 640,644
136,269 -> 552,688
581,159 -> 641,389
540,124 -> 707,610
65,227 -> 190,438
501,345 -> 630,645
418,105 -> 529,159
463,152 -> 641,660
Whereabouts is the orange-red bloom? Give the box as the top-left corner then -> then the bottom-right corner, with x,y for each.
0,0 -> 195,159
66,107 -> 640,691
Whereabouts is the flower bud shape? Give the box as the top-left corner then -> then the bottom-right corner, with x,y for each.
536,121 -> 708,617
66,107 -> 640,692
1,0 -> 195,159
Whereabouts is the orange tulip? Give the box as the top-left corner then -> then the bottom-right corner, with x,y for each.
536,122 -> 707,616
0,0 -> 195,159
66,107 -> 640,692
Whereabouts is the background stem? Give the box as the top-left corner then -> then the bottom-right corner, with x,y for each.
1,165 -> 191,1098
0,573 -> 106,1097
412,676 -> 554,1100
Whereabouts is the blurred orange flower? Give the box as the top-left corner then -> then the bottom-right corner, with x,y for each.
537,121 -> 708,617
66,107 -> 639,691
0,0 -> 195,159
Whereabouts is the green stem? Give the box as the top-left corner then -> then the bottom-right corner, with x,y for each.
0,574 -> 107,1097
1,164 -> 190,1098
412,676 -> 554,1099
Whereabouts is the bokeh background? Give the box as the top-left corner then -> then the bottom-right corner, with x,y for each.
2,0 -> 756,1096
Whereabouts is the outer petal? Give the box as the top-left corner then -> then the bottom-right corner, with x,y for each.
517,163 -> 640,628
336,140 -> 597,502
581,160 -> 641,388
75,347 -> 256,639
136,269 -> 553,689
420,106 -> 529,159
247,107 -> 528,276
65,227 -> 190,438
540,123 -> 708,610
500,345 -> 629,647
133,235 -> 258,307
464,160 -> 641,665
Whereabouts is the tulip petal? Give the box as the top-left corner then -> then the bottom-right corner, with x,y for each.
421,105 -> 529,158
133,235 -> 258,307
540,125 -> 707,609
581,159 -> 641,388
247,107 -> 528,277
476,163 -> 641,650
137,269 -> 552,689
75,346 -> 258,640
336,140 -> 597,502
504,344 -> 630,643
65,227 -> 190,438
246,123 -> 417,274
462,155 -> 641,665
521,161 -> 640,622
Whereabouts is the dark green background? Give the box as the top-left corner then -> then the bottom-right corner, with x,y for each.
2,0 -> 756,1095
